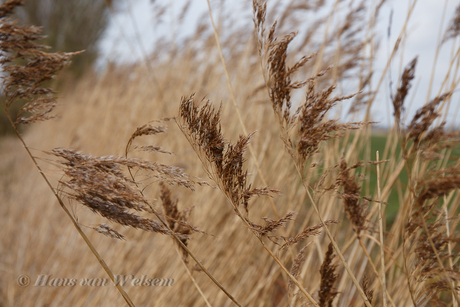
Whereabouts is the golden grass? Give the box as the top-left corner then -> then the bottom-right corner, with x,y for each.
2,0 -> 460,306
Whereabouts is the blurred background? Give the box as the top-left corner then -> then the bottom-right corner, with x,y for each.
1,0 -> 459,135
102,0 -> 460,128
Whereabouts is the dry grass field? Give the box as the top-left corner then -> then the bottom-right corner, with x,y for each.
1,0 -> 460,306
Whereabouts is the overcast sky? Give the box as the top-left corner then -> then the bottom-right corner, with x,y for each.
98,0 -> 460,129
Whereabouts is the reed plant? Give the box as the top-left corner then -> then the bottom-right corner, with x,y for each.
1,0 -> 460,306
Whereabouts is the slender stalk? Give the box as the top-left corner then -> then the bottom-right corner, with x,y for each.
425,0 -> 448,103
357,238 -> 396,307
376,151 -> 388,307
175,247 -> 213,307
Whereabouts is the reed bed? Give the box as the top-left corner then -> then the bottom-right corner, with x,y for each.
1,0 -> 460,306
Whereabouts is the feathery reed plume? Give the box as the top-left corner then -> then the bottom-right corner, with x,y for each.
393,57 -> 417,128
248,211 -> 296,240
280,220 -> 339,251
442,4 -> 460,43
337,158 -> 369,237
0,0 -> 21,17
160,182 -> 198,263
295,83 -> 364,168
318,243 -> 339,307
177,95 -> 279,215
392,59 -> 459,161
53,148 -> 197,190
125,118 -> 173,156
253,3 -> 376,306
51,148 -> 200,240
406,94 -> 450,143
288,244 -> 310,301
392,61 -> 460,304
407,168 -> 460,237
93,224 -> 125,241
0,1 -> 79,126
404,166 -> 460,304
362,274 -> 374,305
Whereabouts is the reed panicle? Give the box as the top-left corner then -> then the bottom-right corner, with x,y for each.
443,4 -> 460,43
288,244 -> 309,300
393,57 -> 417,128
177,94 -> 323,306
388,54 -> 460,305
407,93 -> 452,145
281,220 -> 339,251
0,0 -> 79,126
160,182 -> 196,263
93,223 -> 126,241
248,211 -> 297,239
318,243 -> 339,307
337,158 -> 369,237
361,274 -> 374,304
177,94 -> 279,215
50,148 -> 193,239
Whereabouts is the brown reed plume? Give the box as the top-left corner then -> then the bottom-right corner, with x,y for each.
51,148 -> 198,240
93,223 -> 126,240
177,95 -> 280,217
361,274 -> 374,305
392,57 -> 417,129
160,182 -> 194,263
0,3 -> 77,126
123,119 -> 242,306
280,219 -> 339,251
318,243 -> 339,307
49,119 -> 245,306
337,158 -> 369,237
0,1 -> 135,305
288,244 -> 309,302
443,3 -> 460,44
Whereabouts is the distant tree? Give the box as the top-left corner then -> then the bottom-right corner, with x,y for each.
16,0 -> 111,77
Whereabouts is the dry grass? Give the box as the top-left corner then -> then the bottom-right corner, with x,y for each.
1,0 -> 460,306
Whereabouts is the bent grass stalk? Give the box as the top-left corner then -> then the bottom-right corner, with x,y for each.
377,151 -> 389,307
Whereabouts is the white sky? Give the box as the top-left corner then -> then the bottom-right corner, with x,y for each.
98,0 -> 460,129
